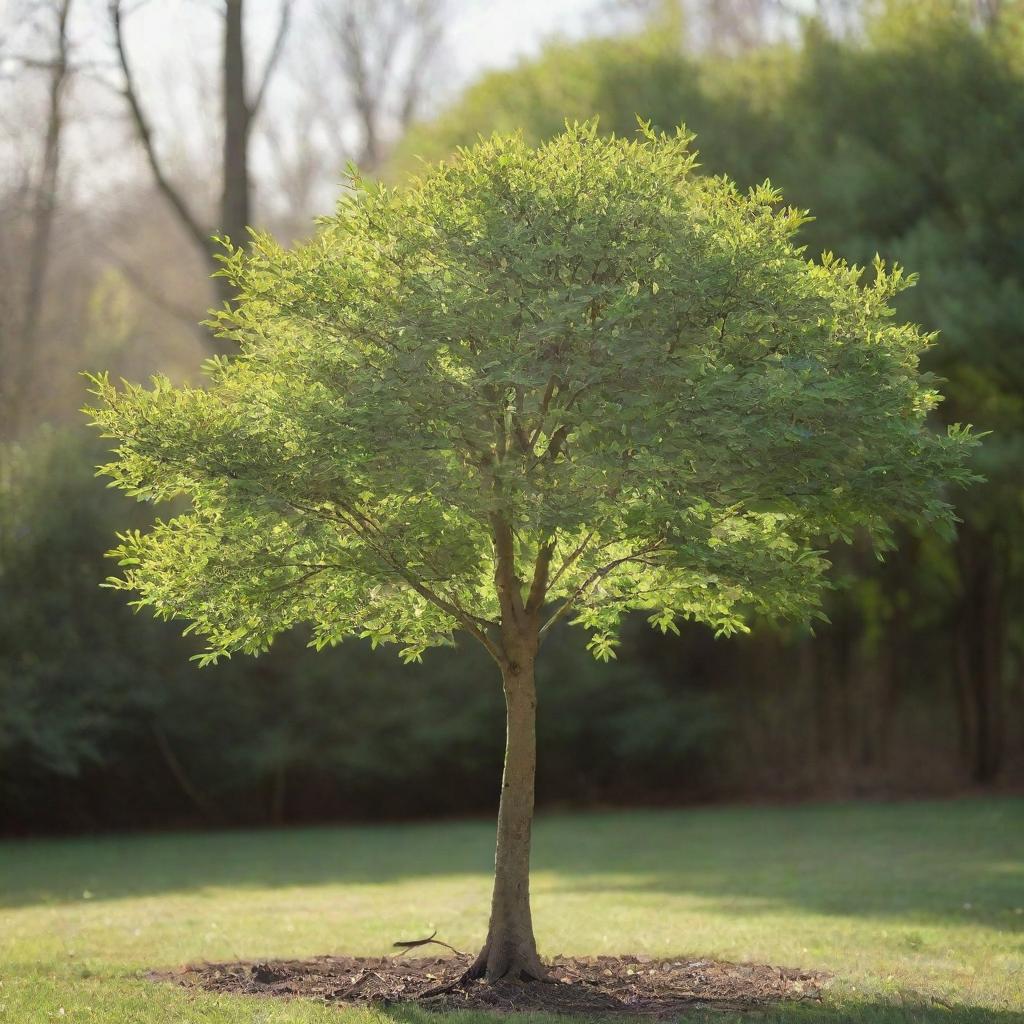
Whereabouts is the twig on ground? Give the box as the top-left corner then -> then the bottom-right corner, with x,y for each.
391,930 -> 465,956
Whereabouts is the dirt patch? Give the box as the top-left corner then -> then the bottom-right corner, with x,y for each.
153,952 -> 829,1016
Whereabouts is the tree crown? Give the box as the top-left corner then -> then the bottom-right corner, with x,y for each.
86,122 -> 978,665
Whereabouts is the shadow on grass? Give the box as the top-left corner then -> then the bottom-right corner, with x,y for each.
379,999 -> 1022,1023
1,799 -> 1021,934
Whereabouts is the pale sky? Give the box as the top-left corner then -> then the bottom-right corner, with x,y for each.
1,0 -> 636,211
75,0 -> 615,95
439,0 -> 610,83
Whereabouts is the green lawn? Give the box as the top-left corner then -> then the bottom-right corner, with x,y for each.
1,799 -> 1021,1023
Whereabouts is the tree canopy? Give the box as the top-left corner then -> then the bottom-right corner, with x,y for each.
87,122 -> 977,667
390,6 -> 1020,784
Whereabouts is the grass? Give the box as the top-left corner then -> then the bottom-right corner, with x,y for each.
0,799 -> 1021,1023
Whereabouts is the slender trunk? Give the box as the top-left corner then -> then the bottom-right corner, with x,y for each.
219,0 -> 251,307
470,646 -> 546,982
954,525 -> 1006,784
150,723 -> 222,823
10,0 -> 72,435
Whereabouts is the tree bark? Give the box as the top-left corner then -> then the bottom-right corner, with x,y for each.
9,0 -> 72,436
469,645 -> 546,982
218,0 -> 251,309
112,0 -> 292,323
221,0 -> 251,248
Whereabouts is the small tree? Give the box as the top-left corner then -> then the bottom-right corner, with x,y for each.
86,123 -> 977,981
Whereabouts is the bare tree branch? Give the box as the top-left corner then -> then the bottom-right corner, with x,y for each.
324,0 -> 446,172
539,541 -> 667,637
150,722 -> 223,822
249,0 -> 292,117
97,240 -> 205,326
108,0 -> 209,254
397,0 -> 443,128
7,0 -> 74,435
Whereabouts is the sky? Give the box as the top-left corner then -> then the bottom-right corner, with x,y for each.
115,0 -> 619,122
75,0 -> 612,92
1,0 -> 636,209
421,0 -> 605,85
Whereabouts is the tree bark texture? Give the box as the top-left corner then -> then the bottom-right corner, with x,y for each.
221,0 -> 251,248
10,0 -> 72,435
469,647 -> 546,981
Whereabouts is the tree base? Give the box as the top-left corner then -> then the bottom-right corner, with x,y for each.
159,951 -> 829,1013
465,940 -> 550,983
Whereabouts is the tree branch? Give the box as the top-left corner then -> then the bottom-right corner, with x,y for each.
248,0 -> 292,117
527,375 -> 559,449
99,416 -> 503,664
12,0 -> 73,429
490,510 -> 525,628
97,240 -> 204,325
306,497 -> 504,663
539,541 -> 666,637
546,530 -> 597,592
150,722 -> 222,822
109,0 -> 209,255
525,536 -> 555,615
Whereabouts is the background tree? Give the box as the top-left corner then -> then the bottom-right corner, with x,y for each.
106,0 -> 450,327
0,0 -> 74,436
88,124 -> 976,979
109,0 -> 292,317
324,0 -> 446,174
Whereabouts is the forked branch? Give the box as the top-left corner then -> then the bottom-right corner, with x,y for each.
539,541 -> 667,636
525,537 -> 555,615
249,0 -> 292,117
109,0 -> 209,254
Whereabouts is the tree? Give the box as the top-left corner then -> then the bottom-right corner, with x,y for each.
1,0 -> 75,436
260,0 -> 450,234
109,0 -> 292,316
323,0 -> 446,174
398,2 -> 1024,787
87,123 -> 977,981
765,6 -> 1024,783
108,0 -> 449,325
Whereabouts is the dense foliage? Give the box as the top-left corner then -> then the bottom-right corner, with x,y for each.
88,125 -> 973,671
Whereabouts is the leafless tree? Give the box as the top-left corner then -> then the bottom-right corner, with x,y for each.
323,0 -> 446,173
970,0 -> 1014,30
811,0 -> 865,37
619,0 -> 865,52
0,0 -> 74,436
108,0 -> 292,314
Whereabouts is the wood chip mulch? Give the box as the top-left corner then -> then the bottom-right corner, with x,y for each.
152,952 -> 830,1016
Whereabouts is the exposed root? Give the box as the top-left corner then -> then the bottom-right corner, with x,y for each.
466,941 -> 551,983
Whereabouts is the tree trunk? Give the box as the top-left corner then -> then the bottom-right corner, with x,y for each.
954,524 -> 1006,785
469,649 -> 546,982
9,0 -> 72,436
218,0 -> 251,308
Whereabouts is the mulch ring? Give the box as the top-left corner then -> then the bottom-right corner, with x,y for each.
152,953 -> 830,1016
